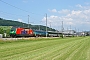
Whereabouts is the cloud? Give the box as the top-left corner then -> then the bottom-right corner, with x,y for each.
48,9 -> 57,13
43,5 -> 90,31
76,4 -> 83,8
22,0 -> 28,3
76,4 -> 90,9
17,19 -> 23,22
58,9 -> 71,14
85,2 -> 90,5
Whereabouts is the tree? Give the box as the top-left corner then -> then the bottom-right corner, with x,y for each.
0,28 -> 4,34
86,32 -> 89,36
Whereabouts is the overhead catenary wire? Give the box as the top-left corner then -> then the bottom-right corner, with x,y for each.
0,10 -> 27,17
0,10 -> 44,24
0,0 -> 49,28
0,10 -> 30,21
0,0 -> 46,25
0,0 -> 44,16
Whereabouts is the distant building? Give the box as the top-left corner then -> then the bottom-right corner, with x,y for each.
76,32 -> 86,36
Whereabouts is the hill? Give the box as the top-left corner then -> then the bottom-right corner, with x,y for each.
0,18 -> 56,31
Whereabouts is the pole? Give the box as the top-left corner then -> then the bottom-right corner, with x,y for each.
69,25 -> 71,34
46,14 -> 47,37
23,24 -> 24,27
39,25 -> 40,30
50,22 -> 51,31
50,22 -> 51,28
70,25 -> 71,30
62,21 -> 63,37
28,15 -> 30,28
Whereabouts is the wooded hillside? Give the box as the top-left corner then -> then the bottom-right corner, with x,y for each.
0,18 -> 55,31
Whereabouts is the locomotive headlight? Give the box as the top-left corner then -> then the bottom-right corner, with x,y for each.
12,31 -> 14,33
10,30 -> 16,34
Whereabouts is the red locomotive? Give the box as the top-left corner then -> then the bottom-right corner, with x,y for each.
10,27 -> 34,37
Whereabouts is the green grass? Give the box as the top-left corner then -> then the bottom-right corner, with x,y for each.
0,37 -> 90,60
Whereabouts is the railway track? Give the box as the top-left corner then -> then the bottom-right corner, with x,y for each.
0,37 -> 59,40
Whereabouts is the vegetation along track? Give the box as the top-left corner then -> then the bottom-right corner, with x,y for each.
0,37 -> 90,60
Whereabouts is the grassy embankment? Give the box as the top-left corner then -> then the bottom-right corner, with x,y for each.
0,37 -> 90,60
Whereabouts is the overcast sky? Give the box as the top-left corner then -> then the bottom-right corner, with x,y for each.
0,0 -> 90,31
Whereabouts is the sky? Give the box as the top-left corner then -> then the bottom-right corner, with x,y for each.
0,0 -> 90,31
